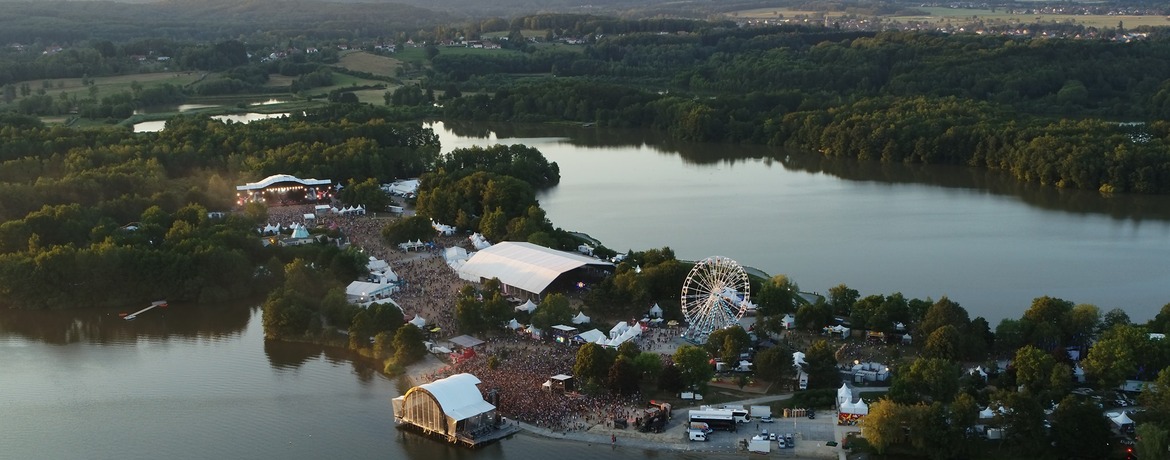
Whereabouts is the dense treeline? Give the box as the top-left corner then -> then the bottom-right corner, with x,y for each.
0,0 -> 451,44
0,107 -> 441,309
0,39 -> 252,87
435,27 -> 1170,193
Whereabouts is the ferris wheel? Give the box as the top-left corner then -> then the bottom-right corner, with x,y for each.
680,256 -> 751,342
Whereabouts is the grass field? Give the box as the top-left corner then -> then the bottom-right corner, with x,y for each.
337,50 -> 402,78
893,7 -> 1170,28
481,29 -> 548,39
4,71 -> 207,107
263,74 -> 296,88
731,5 -> 1170,28
732,8 -> 849,19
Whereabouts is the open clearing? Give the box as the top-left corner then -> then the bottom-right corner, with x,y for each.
731,6 -> 1170,28
337,50 -> 401,78
731,8 -> 849,19
6,71 -> 206,104
896,8 -> 1170,28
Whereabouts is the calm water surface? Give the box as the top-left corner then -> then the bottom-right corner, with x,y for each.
0,306 -> 707,460
431,121 -> 1170,324
133,112 -> 290,133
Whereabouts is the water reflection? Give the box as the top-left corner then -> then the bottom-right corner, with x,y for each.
263,338 -> 325,371
0,302 -> 250,345
436,121 -> 1170,222
262,337 -> 379,382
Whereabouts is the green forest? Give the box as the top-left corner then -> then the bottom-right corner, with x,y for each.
0,108 -> 439,309
429,26 -> 1170,193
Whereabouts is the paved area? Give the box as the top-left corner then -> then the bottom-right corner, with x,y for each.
515,389 -> 849,459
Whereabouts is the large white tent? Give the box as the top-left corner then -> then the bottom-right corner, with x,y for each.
571,311 -> 591,325
346,280 -> 395,303
515,299 -> 538,314
410,315 -> 427,328
1110,411 -> 1135,427
837,383 -> 853,408
649,303 -> 663,318
609,321 -> 630,339
456,241 -> 613,298
576,329 -> 605,344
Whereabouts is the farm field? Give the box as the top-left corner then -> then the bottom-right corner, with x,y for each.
894,7 -> 1170,28
3,71 -> 206,107
731,8 -> 850,19
731,5 -> 1170,29
337,50 -> 401,78
482,29 -> 547,39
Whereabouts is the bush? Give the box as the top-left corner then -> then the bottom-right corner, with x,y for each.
786,388 -> 842,407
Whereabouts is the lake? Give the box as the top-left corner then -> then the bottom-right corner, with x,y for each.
0,305 -> 717,460
429,121 -> 1170,324
5,119 -> 1166,459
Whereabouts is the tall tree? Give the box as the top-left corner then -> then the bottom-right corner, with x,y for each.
574,342 -> 613,386
1013,345 -> 1056,395
673,345 -> 714,393
607,356 -> 640,395
1136,424 -> 1169,460
633,351 -> 662,380
923,324 -> 960,360
860,398 -> 904,455
391,323 -> 427,366
803,339 -> 840,390
1083,324 -> 1144,389
531,293 -> 572,330
827,283 -> 860,316
1050,395 -> 1112,459
753,346 -> 794,384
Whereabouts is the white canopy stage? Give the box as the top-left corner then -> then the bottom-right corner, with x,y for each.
1110,411 -> 1135,427
506,318 -> 522,330
410,315 -> 427,328
383,178 -> 420,196
456,241 -> 614,299
391,373 -> 496,443
448,335 -> 486,350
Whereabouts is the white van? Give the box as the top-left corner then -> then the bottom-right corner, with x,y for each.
688,430 -> 708,442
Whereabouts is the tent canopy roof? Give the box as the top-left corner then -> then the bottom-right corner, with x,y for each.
416,373 -> 495,421
457,242 -> 613,295
448,335 -> 485,349
237,174 -> 331,191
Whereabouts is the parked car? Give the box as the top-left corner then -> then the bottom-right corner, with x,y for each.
808,410 -> 816,419
768,433 -> 777,441
760,415 -> 774,423
785,434 -> 794,447
777,438 -> 787,449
